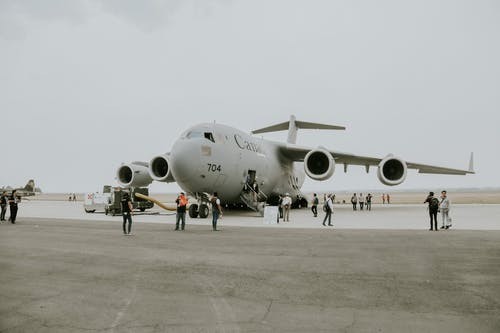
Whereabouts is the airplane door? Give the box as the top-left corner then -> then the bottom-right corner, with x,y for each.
247,170 -> 256,184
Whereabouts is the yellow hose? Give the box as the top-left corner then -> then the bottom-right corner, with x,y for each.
134,193 -> 178,211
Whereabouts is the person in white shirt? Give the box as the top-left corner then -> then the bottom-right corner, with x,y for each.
439,190 -> 451,229
358,193 -> 365,210
282,193 -> 292,222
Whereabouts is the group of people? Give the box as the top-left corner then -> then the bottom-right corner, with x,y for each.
312,191 -> 453,231
0,190 -> 19,224
424,190 -> 452,231
119,188 -> 454,234
120,191 -> 224,235
172,191 -> 222,232
310,193 -> 335,226
68,193 -> 77,201
350,193 -> 373,211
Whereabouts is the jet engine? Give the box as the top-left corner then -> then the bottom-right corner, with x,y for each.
377,155 -> 407,186
304,148 -> 335,181
117,162 -> 153,188
148,154 -> 175,183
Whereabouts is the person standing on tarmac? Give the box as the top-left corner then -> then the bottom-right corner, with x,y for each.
439,190 -> 451,230
311,193 -> 319,217
351,193 -> 358,211
282,193 -> 292,222
211,192 -> 223,231
424,192 -> 439,231
175,192 -> 188,231
358,193 -> 365,210
278,195 -> 284,220
322,194 -> 334,227
366,193 -> 372,211
8,190 -> 19,224
0,191 -> 7,222
121,192 -> 134,235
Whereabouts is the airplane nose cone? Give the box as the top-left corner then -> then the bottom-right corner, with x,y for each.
170,139 -> 201,190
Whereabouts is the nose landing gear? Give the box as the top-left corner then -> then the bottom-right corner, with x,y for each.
188,204 -> 199,218
188,193 -> 211,219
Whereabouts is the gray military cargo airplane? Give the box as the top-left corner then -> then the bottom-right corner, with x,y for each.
0,179 -> 38,197
116,115 -> 474,218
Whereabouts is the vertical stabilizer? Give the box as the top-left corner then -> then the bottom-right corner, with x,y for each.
24,179 -> 35,192
468,152 -> 475,173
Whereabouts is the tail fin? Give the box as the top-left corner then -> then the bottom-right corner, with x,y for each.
251,115 -> 345,144
24,179 -> 35,192
468,152 -> 475,174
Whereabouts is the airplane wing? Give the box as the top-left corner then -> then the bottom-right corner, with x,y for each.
277,143 -> 475,175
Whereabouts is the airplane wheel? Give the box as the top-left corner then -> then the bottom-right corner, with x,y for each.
84,209 -> 95,213
189,204 -> 199,218
300,198 -> 308,208
140,208 -> 145,212
198,204 -> 209,218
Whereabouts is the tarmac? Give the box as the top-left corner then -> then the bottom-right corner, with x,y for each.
1,203 -> 500,332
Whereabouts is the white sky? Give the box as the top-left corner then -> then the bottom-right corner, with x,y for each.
1,0 -> 499,193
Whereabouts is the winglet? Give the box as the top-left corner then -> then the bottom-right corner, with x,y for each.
468,152 -> 475,174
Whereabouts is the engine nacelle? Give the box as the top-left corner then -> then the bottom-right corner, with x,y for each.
304,148 -> 335,181
148,154 -> 175,183
377,155 -> 407,186
117,162 -> 153,188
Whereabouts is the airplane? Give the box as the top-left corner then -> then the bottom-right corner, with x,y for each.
0,179 -> 39,197
116,115 -> 474,218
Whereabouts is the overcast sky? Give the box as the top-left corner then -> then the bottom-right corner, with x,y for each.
1,0 -> 499,193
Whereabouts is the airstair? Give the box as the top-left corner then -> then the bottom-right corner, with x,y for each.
239,186 -> 267,216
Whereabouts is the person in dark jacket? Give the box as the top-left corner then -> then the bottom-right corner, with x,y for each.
211,192 -> 223,231
8,190 -> 19,224
424,192 -> 439,231
366,193 -> 372,211
0,191 -> 7,221
351,193 -> 358,211
311,193 -> 319,217
322,194 -> 334,227
121,192 -> 134,235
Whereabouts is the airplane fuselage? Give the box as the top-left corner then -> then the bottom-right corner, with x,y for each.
169,123 -> 305,203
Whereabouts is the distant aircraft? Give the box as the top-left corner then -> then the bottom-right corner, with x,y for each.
116,115 -> 474,218
0,179 -> 39,197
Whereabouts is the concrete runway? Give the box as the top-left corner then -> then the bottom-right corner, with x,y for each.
1,204 -> 500,332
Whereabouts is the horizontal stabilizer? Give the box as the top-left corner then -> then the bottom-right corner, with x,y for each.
252,121 -> 289,134
296,121 -> 346,131
252,120 -> 345,134
252,115 -> 346,144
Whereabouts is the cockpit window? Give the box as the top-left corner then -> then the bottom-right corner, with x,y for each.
186,131 -> 203,139
185,131 -> 215,143
204,132 -> 215,143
